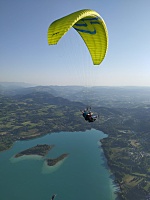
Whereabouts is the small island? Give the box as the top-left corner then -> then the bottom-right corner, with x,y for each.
15,144 -> 54,158
46,153 -> 69,166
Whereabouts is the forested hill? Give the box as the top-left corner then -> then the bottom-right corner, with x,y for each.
14,91 -> 83,107
0,91 -> 98,151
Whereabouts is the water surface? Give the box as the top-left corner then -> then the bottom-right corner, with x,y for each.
0,129 -> 117,200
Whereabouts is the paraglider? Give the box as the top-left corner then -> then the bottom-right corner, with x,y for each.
51,194 -> 57,200
47,9 -> 108,122
80,107 -> 98,122
47,9 -> 108,65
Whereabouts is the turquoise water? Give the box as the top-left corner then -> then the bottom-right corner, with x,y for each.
0,129 -> 118,200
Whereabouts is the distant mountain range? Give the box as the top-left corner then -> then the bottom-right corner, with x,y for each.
14,91 -> 84,108
0,82 -> 33,89
1,82 -> 150,108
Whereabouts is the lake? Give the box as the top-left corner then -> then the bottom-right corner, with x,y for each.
0,129 -> 118,200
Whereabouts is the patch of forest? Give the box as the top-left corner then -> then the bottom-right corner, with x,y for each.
15,144 -> 53,158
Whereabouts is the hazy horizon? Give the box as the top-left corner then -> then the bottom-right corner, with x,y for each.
1,81 -> 150,89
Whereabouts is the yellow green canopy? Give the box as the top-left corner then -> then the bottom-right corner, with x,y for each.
47,9 -> 108,65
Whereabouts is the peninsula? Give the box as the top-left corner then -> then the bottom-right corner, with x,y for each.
15,144 -> 54,158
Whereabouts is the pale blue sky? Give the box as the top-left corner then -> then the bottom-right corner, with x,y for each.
1,0 -> 150,86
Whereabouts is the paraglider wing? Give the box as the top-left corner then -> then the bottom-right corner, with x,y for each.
47,9 -> 108,65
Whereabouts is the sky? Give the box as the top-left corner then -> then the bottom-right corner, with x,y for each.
1,0 -> 150,86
